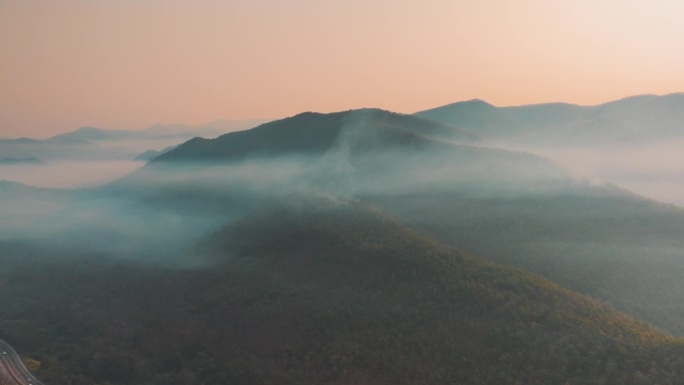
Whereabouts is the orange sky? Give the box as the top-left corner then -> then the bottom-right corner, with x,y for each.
1,0 -> 683,138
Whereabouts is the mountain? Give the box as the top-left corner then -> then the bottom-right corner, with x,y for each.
416,93 -> 684,145
152,109 -> 480,163
115,108 -> 575,204
144,108 -> 567,190
49,126 -> 126,141
116,107 -> 684,338
4,198 -> 684,385
410,94 -> 684,333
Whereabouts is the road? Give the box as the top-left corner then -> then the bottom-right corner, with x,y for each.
0,340 -> 43,385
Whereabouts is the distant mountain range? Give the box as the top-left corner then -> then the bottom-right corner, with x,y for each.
4,92 -> 682,162
0,119 -> 267,162
50,119 -> 265,142
0,136 -> 124,161
416,93 -> 684,145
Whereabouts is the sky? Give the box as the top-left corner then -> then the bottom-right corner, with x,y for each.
1,0 -> 684,138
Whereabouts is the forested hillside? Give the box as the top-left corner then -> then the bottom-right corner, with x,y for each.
3,199 -> 684,385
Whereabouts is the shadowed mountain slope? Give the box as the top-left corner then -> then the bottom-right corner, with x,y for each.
151,109 -> 479,163
129,108 -> 566,199
124,108 -> 645,201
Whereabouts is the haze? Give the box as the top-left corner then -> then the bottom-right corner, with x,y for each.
506,140 -> 684,207
3,89 -> 684,385
5,3 -> 684,384
2,0 -> 684,138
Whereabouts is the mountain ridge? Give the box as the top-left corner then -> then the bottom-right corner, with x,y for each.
151,108 -> 481,163
416,93 -> 684,144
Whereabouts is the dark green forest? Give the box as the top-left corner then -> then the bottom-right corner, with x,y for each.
370,192 -> 684,335
3,200 -> 684,385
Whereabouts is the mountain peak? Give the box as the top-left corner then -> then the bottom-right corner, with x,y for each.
427,99 -> 496,111
465,98 -> 493,105
414,99 -> 500,131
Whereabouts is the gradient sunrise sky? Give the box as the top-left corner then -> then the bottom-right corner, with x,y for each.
1,0 -> 683,138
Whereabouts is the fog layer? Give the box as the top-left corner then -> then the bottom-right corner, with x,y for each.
496,139 -> 684,206
0,161 -> 144,189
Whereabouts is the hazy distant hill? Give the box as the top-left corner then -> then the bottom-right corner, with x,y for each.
416,93 -> 684,145
0,135 -> 174,162
50,119 -> 267,143
0,119 -> 267,163
4,198 -> 684,385
0,137 -> 124,161
49,125 -> 216,142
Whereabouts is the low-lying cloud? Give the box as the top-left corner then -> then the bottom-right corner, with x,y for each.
0,160 -> 144,189
489,139 -> 684,207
